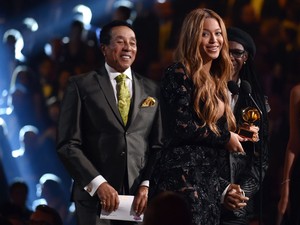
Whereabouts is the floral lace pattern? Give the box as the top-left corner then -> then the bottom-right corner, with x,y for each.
153,62 -> 232,225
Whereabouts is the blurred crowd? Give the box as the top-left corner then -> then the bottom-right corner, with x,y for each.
1,0 -> 300,225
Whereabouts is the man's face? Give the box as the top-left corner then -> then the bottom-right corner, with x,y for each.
228,40 -> 248,80
102,26 -> 137,72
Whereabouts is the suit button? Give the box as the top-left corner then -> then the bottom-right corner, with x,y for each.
121,152 -> 125,156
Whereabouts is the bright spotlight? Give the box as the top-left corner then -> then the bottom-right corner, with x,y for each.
39,173 -> 62,184
3,29 -> 25,62
11,125 -> 39,158
73,4 -> 92,25
113,0 -> 134,9
23,17 -> 39,32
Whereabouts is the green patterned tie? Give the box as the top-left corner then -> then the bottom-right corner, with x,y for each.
116,74 -> 131,125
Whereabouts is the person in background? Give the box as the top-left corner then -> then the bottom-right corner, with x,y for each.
29,204 -> 63,225
151,8 -> 247,225
0,215 -> 12,225
143,191 -> 192,225
33,175 -> 72,225
112,5 -> 133,24
0,180 -> 33,225
56,20 -> 164,225
0,117 -> 10,205
219,27 -> 270,225
277,84 -> 300,225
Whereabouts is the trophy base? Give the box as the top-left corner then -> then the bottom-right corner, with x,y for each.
238,125 -> 259,142
238,127 -> 254,139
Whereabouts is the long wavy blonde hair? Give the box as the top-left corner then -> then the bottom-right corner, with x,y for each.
174,8 -> 236,135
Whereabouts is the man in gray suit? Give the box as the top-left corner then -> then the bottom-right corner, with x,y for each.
56,20 -> 164,225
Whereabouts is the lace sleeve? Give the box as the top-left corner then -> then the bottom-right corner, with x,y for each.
161,63 -> 230,147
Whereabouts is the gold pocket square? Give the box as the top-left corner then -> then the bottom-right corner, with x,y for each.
141,97 -> 156,107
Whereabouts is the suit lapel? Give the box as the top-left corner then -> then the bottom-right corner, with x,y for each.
129,73 -> 146,125
94,68 -> 124,125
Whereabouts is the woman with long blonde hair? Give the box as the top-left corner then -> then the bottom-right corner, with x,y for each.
151,8 -> 246,225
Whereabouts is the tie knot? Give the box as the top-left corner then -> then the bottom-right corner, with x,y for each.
115,74 -> 127,83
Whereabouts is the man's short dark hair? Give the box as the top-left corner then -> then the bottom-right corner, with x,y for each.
100,20 -> 134,45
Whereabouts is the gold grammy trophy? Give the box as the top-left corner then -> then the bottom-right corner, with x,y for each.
238,107 -> 260,142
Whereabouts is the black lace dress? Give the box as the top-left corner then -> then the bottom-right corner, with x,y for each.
152,62 -> 231,225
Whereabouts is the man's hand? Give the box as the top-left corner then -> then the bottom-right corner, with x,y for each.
223,184 -> 249,210
96,182 -> 120,213
132,186 -> 148,216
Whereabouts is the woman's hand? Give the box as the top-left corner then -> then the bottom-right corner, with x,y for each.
225,131 -> 246,154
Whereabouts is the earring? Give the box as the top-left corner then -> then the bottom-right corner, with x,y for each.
244,61 -> 246,64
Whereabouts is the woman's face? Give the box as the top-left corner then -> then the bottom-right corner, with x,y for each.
228,40 -> 248,81
200,18 -> 224,64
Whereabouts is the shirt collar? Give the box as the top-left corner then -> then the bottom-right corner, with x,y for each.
105,63 -> 132,81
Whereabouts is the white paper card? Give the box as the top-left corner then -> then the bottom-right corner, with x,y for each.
100,195 -> 144,222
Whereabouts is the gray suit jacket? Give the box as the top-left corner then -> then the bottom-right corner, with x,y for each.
56,67 -> 164,200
